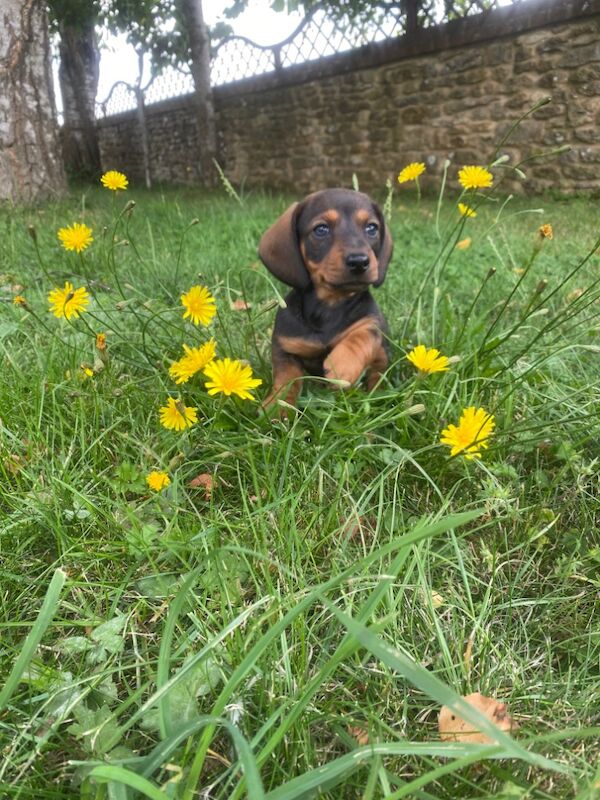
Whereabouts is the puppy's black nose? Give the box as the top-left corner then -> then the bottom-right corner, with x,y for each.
346,253 -> 370,273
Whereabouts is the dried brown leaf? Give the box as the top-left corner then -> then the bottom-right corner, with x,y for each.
347,725 -> 369,746
438,692 -> 518,744
188,473 -> 215,500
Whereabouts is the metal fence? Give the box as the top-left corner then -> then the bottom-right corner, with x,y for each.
96,0 -> 525,118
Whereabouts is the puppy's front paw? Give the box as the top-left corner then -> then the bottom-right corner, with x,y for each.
323,352 -> 361,388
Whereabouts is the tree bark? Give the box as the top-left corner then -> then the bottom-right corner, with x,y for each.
180,0 -> 218,187
58,18 -> 101,179
0,0 -> 67,203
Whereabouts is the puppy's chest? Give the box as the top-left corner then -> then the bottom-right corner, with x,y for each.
274,289 -> 380,371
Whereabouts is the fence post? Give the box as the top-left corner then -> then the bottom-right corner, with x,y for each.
405,0 -> 421,34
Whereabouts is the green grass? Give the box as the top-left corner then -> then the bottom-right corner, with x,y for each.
0,180 -> 598,800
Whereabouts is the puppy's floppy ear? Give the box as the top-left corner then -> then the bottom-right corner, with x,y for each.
259,202 -> 311,289
373,203 -> 393,287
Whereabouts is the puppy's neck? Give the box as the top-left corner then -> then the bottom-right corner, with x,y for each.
297,286 -> 371,332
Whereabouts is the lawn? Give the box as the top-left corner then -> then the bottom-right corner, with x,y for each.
0,177 -> 598,799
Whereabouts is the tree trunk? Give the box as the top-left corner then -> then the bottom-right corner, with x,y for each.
180,0 -> 218,187
58,18 -> 101,179
0,0 -> 67,203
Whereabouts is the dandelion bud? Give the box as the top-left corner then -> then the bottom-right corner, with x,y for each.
447,355 -> 462,365
566,289 -> 584,303
190,218 -> 200,226
514,168 -> 527,180
406,403 -> 426,416
13,294 -> 28,309
27,225 -> 37,242
124,200 -> 136,213
547,145 -> 571,156
539,223 -> 553,240
491,154 -> 510,167
486,267 -> 497,279
168,452 -> 185,471
535,280 -> 548,294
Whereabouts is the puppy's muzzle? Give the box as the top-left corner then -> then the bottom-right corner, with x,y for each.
345,252 -> 370,274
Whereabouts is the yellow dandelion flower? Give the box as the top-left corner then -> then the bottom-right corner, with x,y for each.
101,170 -> 128,191
146,471 -> 171,491
96,332 -> 107,350
458,165 -> 493,191
13,295 -> 27,308
406,345 -> 450,374
440,407 -> 495,459
57,223 -> 93,253
539,223 -> 553,239
48,281 -> 90,320
456,237 -> 472,250
458,202 -> 477,218
159,396 -> 198,431
397,162 -> 426,184
169,339 -> 216,384
80,364 -> 94,378
203,358 -> 262,401
181,285 -> 216,326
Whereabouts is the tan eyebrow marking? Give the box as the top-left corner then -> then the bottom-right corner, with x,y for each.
355,210 -> 372,225
308,209 -> 340,227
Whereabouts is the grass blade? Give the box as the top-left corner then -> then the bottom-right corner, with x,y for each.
264,743 -> 506,800
0,568 -> 66,713
88,765 -> 168,799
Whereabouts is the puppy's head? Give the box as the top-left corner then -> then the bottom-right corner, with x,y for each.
259,188 -> 393,302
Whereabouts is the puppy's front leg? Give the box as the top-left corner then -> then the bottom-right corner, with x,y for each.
324,318 -> 383,388
365,343 -> 389,390
262,342 -> 306,411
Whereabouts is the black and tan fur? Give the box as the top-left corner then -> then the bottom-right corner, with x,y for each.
259,188 -> 393,408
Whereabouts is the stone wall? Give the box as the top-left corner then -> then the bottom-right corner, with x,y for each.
97,0 -> 600,194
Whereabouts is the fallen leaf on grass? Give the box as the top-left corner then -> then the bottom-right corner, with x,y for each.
3,454 -> 23,475
188,472 -> 215,500
231,298 -> 251,311
438,692 -> 518,744
347,725 -> 369,746
249,488 -> 267,503
339,514 -> 376,541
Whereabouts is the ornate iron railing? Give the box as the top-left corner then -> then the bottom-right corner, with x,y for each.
96,0 -> 526,117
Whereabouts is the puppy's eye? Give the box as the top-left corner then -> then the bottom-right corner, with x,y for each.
313,223 -> 330,238
365,222 -> 379,238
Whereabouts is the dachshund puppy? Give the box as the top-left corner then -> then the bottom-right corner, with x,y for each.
259,188 -> 393,408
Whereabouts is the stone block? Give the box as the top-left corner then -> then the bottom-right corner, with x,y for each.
482,42 -> 513,67
567,102 -> 595,125
559,43 -> 600,69
442,50 -> 484,74
401,105 -> 431,124
579,147 -> 600,163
